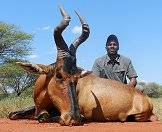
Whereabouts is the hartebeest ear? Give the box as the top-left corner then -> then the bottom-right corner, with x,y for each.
80,70 -> 92,78
16,62 -> 44,74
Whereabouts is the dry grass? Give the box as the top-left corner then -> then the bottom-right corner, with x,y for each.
0,96 -> 162,121
0,96 -> 34,118
151,98 -> 162,121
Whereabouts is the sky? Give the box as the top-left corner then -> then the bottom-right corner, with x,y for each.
0,0 -> 162,84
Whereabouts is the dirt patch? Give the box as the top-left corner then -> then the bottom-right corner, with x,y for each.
0,118 -> 162,132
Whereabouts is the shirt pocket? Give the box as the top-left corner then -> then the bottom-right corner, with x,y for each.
114,69 -> 126,82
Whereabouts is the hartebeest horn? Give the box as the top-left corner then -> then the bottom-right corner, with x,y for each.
54,6 -> 71,59
69,11 -> 90,56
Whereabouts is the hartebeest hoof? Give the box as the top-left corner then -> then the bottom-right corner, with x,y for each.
37,111 -> 50,123
9,111 -> 20,120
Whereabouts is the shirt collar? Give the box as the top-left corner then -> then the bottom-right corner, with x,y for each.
106,54 -> 120,64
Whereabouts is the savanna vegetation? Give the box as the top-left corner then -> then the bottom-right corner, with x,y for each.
0,22 -> 36,96
0,22 -> 36,117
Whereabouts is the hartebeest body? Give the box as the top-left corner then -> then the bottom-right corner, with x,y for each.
9,7 -> 157,125
77,74 -> 154,122
9,63 -> 157,123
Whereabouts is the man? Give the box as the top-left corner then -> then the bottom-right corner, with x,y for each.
92,34 -> 137,87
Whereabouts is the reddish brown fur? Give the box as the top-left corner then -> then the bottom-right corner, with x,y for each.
77,74 -> 155,122
9,63 -> 158,125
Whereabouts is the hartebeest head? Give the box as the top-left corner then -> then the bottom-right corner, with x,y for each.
47,6 -> 90,125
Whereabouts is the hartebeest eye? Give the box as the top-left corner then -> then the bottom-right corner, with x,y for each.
56,73 -> 63,81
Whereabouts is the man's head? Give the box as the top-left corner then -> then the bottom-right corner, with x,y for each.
106,34 -> 119,55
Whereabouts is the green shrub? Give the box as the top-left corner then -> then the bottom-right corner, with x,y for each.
143,82 -> 162,98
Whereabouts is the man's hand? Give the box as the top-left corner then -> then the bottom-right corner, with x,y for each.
128,77 -> 137,87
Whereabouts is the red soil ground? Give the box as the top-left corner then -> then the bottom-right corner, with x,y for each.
0,118 -> 162,132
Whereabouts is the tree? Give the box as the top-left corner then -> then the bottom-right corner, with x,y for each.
0,22 -> 35,96
0,62 -> 37,96
0,22 -> 33,64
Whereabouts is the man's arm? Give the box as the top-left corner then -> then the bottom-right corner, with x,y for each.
126,60 -> 138,87
92,59 -> 101,76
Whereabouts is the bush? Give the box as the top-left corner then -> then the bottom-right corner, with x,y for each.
143,82 -> 162,98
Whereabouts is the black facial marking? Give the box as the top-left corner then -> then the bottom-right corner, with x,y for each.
63,56 -> 77,75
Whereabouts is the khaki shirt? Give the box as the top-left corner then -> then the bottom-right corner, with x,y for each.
92,54 -> 137,84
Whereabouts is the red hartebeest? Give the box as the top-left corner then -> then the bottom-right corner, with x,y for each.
9,7 -> 157,126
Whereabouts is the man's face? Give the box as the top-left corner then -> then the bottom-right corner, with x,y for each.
106,41 -> 119,55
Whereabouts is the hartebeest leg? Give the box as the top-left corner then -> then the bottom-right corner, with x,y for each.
35,104 -> 61,123
9,106 -> 36,120
34,88 -> 61,123
34,92 -> 52,123
33,73 -> 52,123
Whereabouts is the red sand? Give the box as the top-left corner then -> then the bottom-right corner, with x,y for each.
0,118 -> 162,132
